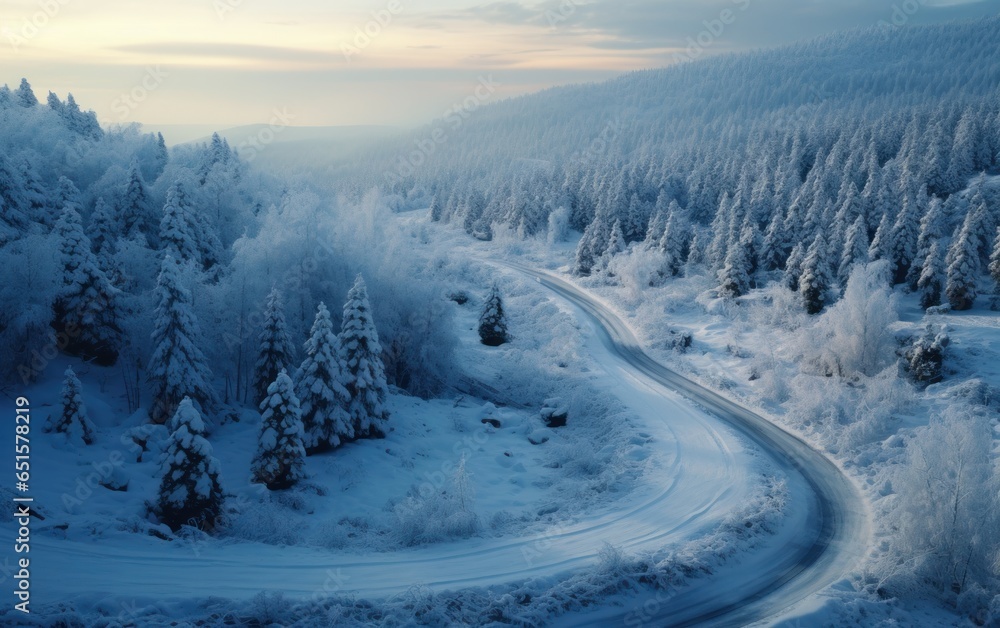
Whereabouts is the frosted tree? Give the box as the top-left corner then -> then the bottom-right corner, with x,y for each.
156,398 -> 225,531
53,205 -> 122,365
118,161 -> 155,245
990,226 -> 1000,293
799,233 -> 832,315
887,195 -> 921,284
867,211 -> 892,262
908,196 -> 946,288
295,302 -> 352,453
87,197 -> 117,257
783,241 -> 806,291
657,203 -> 687,277
147,255 -> 217,423
573,215 -> 610,275
918,240 -> 945,309
945,216 -> 980,311
15,78 -> 37,107
837,215 -> 869,287
251,370 -> 307,490
340,275 -> 390,439
717,240 -> 751,299
46,367 -> 96,445
478,284 -> 509,347
252,288 -> 296,407
598,218 -> 626,272
159,183 -> 199,264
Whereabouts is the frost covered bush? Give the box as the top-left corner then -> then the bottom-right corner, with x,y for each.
607,246 -> 665,299
799,262 -> 898,378
879,406 -> 1000,608
393,456 -> 479,546
903,324 -> 949,386
221,497 -> 303,546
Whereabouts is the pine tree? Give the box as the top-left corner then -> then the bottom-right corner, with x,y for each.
599,218 -> 626,272
156,398 -> 224,531
478,284 -> 509,347
717,240 -> 751,299
945,217 -> 980,311
87,197 -> 117,256
868,211 -> 892,262
119,161 -> 155,245
53,205 -> 122,365
251,370 -> 307,490
918,240 -> 945,310
799,234 -> 832,315
573,216 -> 610,276
887,195 -> 921,284
159,183 -> 199,264
147,255 -> 217,423
988,226 -> 1000,294
657,203 -> 687,277
340,275 -> 390,439
908,196 -> 946,289
838,215 -> 870,287
47,367 -> 96,445
295,302 -> 352,453
15,78 -> 37,107
252,288 -> 296,407
784,242 -> 806,291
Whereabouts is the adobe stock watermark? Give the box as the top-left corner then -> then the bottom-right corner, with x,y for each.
234,107 -> 296,163
383,75 -> 501,184
545,0 -> 586,29
673,0 -> 751,64
212,0 -> 244,21
111,66 -> 169,121
877,0 -> 932,29
341,0 -> 404,62
2,0 -> 72,54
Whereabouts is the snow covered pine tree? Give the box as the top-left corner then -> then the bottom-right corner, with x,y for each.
296,302 -> 352,454
340,275 -> 390,439
157,398 -> 224,531
478,284 -> 510,347
46,366 -> 96,445
252,287 -> 296,407
251,369 -> 307,489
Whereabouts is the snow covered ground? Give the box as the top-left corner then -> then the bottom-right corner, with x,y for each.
0,209 -> 809,625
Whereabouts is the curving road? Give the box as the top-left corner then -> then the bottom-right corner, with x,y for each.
28,260 -> 867,627
502,261 -> 869,626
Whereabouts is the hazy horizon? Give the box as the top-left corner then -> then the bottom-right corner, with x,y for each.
3,0 -> 997,129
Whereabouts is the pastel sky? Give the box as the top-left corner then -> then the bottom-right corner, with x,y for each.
1,0 -> 996,129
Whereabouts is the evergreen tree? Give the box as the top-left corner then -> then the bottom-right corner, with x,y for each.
156,398 -> 224,531
87,197 -> 117,256
784,242 -> 806,291
988,226 -> 1000,294
295,302 -> 352,453
159,183 -> 199,264
599,218 -> 626,272
918,240 -> 945,310
868,211 -> 892,262
945,216 -> 980,311
799,233 -> 832,315
573,215 -> 610,276
657,203 -> 687,277
908,196 -> 946,289
252,288 -> 296,407
717,240 -> 751,299
118,161 -> 155,245
47,367 -> 96,445
478,284 -> 510,347
887,195 -> 921,284
15,78 -> 37,107
53,205 -> 121,365
340,275 -> 390,439
147,255 -> 217,423
251,370 -> 307,490
838,215 -> 870,287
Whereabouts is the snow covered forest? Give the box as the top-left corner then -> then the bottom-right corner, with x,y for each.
3,12 -> 1000,628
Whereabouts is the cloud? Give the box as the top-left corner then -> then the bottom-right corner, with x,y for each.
111,42 -> 336,65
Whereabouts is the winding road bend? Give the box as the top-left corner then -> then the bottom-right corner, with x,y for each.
502,261 -> 869,627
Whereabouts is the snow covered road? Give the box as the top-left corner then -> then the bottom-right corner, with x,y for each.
27,261 -> 865,627
503,262 -> 870,626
